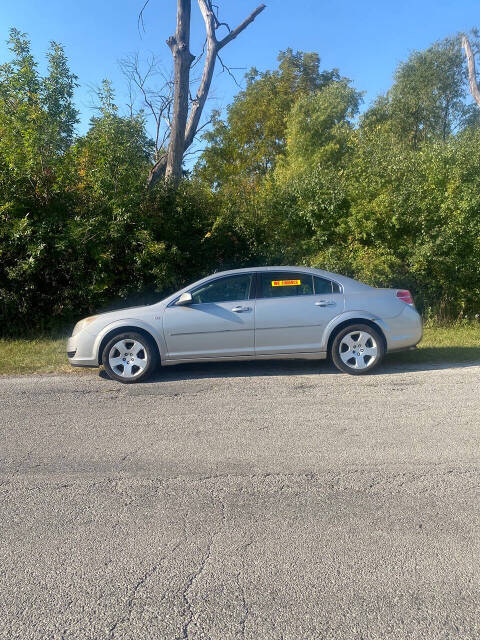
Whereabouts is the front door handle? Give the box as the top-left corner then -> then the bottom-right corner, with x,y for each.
232,305 -> 251,313
315,300 -> 336,307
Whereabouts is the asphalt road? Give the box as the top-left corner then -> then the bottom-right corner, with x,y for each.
1,358 -> 480,640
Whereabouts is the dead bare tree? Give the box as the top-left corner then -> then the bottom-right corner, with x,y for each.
144,0 -> 266,188
119,53 -> 174,161
462,35 -> 480,106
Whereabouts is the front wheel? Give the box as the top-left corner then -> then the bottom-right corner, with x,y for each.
102,331 -> 158,383
331,324 -> 384,375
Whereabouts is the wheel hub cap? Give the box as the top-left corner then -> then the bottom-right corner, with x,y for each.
339,331 -> 378,370
109,339 -> 148,378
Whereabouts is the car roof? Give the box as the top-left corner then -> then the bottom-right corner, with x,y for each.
201,266 -> 371,290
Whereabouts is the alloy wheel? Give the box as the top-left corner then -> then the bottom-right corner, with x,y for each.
338,330 -> 378,370
108,339 -> 148,378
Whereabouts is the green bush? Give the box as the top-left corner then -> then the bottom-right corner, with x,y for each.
3,31 -> 480,336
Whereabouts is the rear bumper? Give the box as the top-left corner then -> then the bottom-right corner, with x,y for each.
385,305 -> 423,352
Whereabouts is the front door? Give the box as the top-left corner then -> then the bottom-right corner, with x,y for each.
163,273 -> 255,360
254,271 -> 343,355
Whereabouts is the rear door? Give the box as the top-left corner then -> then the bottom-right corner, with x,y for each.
163,273 -> 255,360
254,271 -> 343,355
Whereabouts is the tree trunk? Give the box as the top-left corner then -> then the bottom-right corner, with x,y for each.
146,1 -> 266,189
147,153 -> 168,189
184,0 -> 218,150
165,0 -> 195,183
462,36 -> 480,106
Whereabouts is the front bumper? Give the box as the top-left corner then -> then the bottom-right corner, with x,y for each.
66,334 -> 99,367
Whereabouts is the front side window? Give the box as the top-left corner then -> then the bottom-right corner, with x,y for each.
190,274 -> 252,304
259,272 -> 314,298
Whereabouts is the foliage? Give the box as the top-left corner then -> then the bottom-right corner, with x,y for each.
362,37 -> 472,147
2,29 -> 480,336
72,80 -> 153,206
0,34 -> 238,335
281,81 -> 361,172
195,49 -> 342,189
0,29 -> 78,202
196,35 -> 480,319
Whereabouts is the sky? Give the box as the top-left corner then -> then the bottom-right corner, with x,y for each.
0,0 -> 478,139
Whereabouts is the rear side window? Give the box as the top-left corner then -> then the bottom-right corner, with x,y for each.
191,274 -> 252,304
314,276 -> 341,294
259,272 -> 314,298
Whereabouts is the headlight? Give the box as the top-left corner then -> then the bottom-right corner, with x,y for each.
72,315 -> 98,337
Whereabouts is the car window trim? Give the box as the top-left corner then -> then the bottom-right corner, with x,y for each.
249,273 -> 257,300
168,270 -> 343,306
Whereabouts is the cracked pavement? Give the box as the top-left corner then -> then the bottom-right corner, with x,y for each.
1,358 -> 480,639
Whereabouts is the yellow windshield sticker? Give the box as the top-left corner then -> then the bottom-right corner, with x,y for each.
272,279 -> 301,287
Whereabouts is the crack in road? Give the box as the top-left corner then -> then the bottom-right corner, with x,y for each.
179,538 -> 215,640
107,540 -> 182,639
236,571 -> 249,639
179,492 -> 227,639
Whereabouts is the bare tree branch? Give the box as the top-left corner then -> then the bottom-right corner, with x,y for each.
195,117 -> 213,133
192,38 -> 207,69
217,53 -> 242,88
120,52 -> 174,154
183,147 -> 206,157
183,2 -> 265,151
138,0 -> 152,33
181,0 -> 218,151
217,4 -> 266,50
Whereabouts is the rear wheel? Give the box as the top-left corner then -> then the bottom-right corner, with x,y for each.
102,331 -> 158,383
331,324 -> 384,375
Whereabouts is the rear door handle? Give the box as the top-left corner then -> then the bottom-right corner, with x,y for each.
232,305 -> 251,313
315,300 -> 336,307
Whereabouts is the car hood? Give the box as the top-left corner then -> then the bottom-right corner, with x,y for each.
80,305 -> 157,334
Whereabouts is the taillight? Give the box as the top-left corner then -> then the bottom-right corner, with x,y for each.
396,290 -> 414,306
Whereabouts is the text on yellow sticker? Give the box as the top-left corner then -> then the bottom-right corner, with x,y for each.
271,279 -> 301,287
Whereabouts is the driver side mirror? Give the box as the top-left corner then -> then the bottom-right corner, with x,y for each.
176,292 -> 193,306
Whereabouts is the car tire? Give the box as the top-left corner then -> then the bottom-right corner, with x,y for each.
102,331 -> 158,383
331,323 -> 385,375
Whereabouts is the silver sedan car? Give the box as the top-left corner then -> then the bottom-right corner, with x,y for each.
67,266 -> 422,383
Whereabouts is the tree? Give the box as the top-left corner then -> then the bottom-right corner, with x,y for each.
280,81 -> 361,175
195,49 -> 341,189
0,29 -> 78,201
144,0 -> 266,187
73,80 -> 153,205
119,52 -> 173,161
164,0 -> 195,183
43,41 -> 78,152
362,37 -> 468,147
253,80 -> 360,266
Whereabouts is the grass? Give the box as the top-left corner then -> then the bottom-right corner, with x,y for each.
387,324 -> 480,366
0,325 -> 480,376
0,337 -> 91,376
